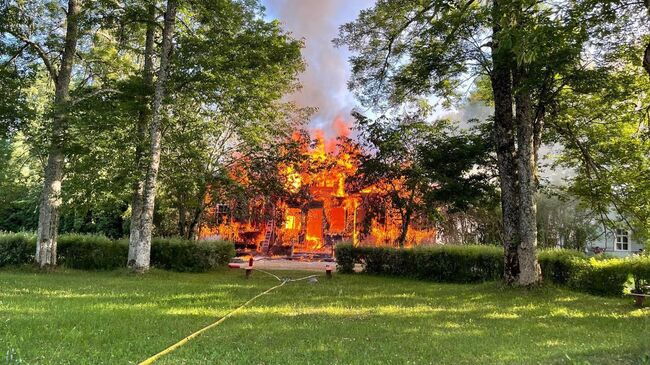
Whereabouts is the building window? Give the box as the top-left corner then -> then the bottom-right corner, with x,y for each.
615,229 -> 630,251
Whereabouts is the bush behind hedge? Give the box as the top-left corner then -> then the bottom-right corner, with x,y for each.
0,232 -> 234,272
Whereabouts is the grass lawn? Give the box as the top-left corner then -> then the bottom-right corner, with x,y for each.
1,268 -> 649,365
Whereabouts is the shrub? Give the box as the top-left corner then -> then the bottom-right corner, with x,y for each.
0,232 -> 36,266
538,249 -> 585,285
335,243 -> 355,273
335,244 -> 650,296
568,257 -> 630,296
335,244 -> 503,283
629,255 -> 650,289
411,245 -> 503,282
57,234 -> 128,270
151,238 -> 235,272
0,233 -> 235,272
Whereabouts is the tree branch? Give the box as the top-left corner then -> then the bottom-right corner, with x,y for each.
5,30 -> 58,81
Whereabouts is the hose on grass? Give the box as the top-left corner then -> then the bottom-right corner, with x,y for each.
137,269 -> 322,365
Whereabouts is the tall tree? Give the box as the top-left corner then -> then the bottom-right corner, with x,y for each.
336,0 -> 602,285
351,112 -> 495,247
129,0 -> 177,271
128,2 -> 158,266
490,0 -> 520,283
127,0 -> 304,270
1,0 -> 82,267
550,47 -> 650,242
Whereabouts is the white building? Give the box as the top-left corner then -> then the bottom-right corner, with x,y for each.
587,227 -> 644,257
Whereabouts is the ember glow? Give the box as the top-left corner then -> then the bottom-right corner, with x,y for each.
199,119 -> 437,254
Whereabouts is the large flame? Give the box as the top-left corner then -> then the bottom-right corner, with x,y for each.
199,117 -> 436,253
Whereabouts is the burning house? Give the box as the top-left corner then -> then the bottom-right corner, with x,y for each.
199,121 -> 437,255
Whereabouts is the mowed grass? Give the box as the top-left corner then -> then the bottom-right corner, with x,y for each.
1,268 -> 649,365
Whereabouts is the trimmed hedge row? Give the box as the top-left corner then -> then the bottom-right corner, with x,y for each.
151,238 -> 235,272
0,232 -> 36,267
336,244 -> 650,296
0,232 -> 234,272
540,251 -> 650,297
336,244 -> 503,283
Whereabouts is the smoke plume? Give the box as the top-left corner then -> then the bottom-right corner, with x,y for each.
263,0 -> 374,139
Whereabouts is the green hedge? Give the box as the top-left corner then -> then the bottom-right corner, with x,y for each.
58,234 -> 128,270
151,238 -> 235,272
538,249 -> 584,285
335,244 -> 503,283
567,257 -> 630,296
337,244 -> 650,296
0,232 -> 36,266
0,232 -> 234,272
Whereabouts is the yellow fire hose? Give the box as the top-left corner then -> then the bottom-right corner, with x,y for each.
138,271 -> 321,364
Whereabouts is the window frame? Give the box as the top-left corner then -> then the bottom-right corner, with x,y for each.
614,229 -> 630,251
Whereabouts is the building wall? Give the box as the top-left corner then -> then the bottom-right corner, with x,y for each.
587,228 -> 644,257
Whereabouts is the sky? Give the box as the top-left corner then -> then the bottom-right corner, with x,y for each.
262,0 -> 375,138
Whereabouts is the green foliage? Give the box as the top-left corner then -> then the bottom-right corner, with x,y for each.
350,112 -> 497,246
551,47 -> 650,241
0,137 -> 40,232
333,243 -> 355,274
0,0 -> 307,244
0,232 -> 35,266
335,244 -> 503,283
57,234 -> 128,270
540,251 -> 650,296
0,233 -> 234,272
538,249 -> 585,285
334,0 -> 486,108
338,244 -> 650,296
151,238 -> 235,272
535,194 -> 599,250
567,257 -> 630,297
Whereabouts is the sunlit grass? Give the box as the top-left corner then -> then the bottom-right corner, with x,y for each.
1,268 -> 649,364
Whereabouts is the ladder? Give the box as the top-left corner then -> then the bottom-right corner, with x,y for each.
260,219 -> 274,253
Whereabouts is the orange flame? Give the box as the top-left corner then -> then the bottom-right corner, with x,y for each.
199,117 -> 437,253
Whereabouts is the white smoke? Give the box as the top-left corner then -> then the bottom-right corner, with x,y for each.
263,0 -> 374,138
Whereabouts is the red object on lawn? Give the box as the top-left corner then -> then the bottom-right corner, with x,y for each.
325,264 -> 332,279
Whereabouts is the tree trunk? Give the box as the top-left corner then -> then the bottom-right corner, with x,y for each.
643,43 -> 650,76
397,188 -> 416,247
490,0 -> 520,285
397,207 -> 412,248
644,1 -> 650,78
130,0 -> 177,272
128,3 -> 157,267
187,207 -> 203,240
36,0 -> 81,268
514,69 -> 541,286
177,203 -> 187,237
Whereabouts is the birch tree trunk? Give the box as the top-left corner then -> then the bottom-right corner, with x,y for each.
490,0 -> 520,285
130,0 -> 177,272
514,69 -> 541,286
128,3 -> 157,267
36,0 -> 81,268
